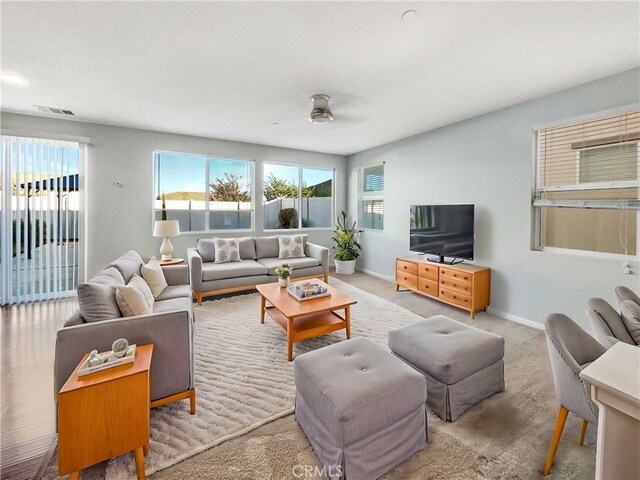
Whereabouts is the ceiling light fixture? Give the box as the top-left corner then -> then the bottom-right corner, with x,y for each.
309,94 -> 333,124
1,72 -> 28,87
401,9 -> 417,21
272,122 -> 280,126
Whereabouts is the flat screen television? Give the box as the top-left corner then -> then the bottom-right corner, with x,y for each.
410,204 -> 475,264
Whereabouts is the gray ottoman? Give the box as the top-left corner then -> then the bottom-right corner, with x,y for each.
294,337 -> 428,480
389,315 -> 505,422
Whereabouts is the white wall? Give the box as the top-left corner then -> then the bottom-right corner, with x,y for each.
0,112 -> 346,278
347,68 -> 640,328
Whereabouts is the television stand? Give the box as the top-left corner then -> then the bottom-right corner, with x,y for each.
396,256 -> 491,319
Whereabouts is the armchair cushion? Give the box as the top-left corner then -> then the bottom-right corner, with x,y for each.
620,300 -> 640,345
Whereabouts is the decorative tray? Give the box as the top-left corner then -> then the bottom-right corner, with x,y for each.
77,345 -> 137,377
287,280 -> 331,302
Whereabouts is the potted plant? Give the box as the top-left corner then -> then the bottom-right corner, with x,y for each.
332,211 -> 361,275
275,263 -> 293,287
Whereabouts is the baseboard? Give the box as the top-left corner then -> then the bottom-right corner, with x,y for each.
355,267 -> 395,283
486,307 -> 544,331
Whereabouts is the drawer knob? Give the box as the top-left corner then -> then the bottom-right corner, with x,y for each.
404,265 -> 407,269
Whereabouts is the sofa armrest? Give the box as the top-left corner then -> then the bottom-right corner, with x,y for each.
187,248 -> 204,291
54,310 -> 194,403
307,242 -> 329,274
162,264 -> 189,286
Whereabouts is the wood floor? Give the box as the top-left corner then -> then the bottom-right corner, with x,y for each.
0,269 -> 472,480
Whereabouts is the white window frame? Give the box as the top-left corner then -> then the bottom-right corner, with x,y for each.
152,150 -> 255,234
262,161 -> 336,232
531,127 -> 640,259
358,163 -> 384,231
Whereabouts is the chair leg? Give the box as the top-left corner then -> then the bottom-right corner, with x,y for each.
578,419 -> 588,446
543,406 -> 569,476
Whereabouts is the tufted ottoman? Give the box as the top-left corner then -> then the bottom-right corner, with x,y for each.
389,315 -> 505,422
294,337 -> 428,480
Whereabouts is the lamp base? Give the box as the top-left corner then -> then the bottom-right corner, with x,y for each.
160,237 -> 174,261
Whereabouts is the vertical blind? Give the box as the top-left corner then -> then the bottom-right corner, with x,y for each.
1,136 -> 80,304
534,109 -> 640,210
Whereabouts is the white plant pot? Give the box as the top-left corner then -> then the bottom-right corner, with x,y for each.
278,277 -> 290,288
334,259 -> 356,275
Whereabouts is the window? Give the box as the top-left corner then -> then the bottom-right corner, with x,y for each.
153,152 -> 253,232
263,163 -> 334,230
359,164 -> 384,230
533,110 -> 639,256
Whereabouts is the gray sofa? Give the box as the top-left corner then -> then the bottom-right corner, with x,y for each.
54,250 -> 196,414
188,235 -> 329,304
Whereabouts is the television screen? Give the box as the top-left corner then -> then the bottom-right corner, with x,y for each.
410,204 -> 475,261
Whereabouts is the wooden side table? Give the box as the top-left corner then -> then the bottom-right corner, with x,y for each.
159,258 -> 184,266
58,344 -> 154,480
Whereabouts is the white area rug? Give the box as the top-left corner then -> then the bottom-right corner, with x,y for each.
46,278 -> 427,479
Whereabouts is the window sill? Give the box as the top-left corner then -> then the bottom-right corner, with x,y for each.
532,246 -> 639,262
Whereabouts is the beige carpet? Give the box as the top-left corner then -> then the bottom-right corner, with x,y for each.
43,278 -> 596,479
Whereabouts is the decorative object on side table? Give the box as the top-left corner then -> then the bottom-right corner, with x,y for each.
112,338 -> 130,358
275,263 -> 293,287
78,345 -> 137,376
332,211 -> 361,275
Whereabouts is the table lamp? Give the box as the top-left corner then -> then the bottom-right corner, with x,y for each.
153,220 -> 180,261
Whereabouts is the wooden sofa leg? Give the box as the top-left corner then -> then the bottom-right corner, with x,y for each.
543,406 -> 568,476
196,292 -> 202,306
324,274 -> 329,283
189,389 -> 196,415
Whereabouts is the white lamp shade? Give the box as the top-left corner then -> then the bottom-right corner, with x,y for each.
153,220 -> 180,237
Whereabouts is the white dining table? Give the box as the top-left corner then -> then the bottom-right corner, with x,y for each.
580,342 -> 640,480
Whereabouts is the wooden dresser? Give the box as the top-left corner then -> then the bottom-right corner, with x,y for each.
395,256 -> 490,318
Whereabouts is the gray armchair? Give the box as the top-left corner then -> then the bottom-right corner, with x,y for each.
587,298 -> 635,349
615,286 -> 640,309
543,313 -> 606,476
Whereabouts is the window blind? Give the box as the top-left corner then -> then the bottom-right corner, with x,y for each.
361,199 -> 384,230
534,110 -> 640,210
363,165 -> 384,192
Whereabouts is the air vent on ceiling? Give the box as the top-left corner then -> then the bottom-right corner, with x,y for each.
34,105 -> 74,116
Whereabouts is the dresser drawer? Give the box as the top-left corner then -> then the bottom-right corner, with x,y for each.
396,271 -> 418,289
417,263 -> 438,281
397,260 -> 417,276
439,277 -> 472,294
439,267 -> 472,284
439,287 -> 472,308
418,278 -> 438,296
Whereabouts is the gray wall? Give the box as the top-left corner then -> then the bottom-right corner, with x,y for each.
347,68 -> 640,328
1,112 -> 346,278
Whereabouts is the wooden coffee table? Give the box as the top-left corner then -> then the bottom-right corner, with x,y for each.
257,281 -> 357,361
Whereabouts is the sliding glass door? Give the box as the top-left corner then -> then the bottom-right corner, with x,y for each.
0,136 -> 80,304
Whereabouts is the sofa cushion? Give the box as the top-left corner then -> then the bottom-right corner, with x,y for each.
128,273 -> 154,309
153,297 -> 193,314
116,284 -> 152,317
294,337 -> 427,447
141,257 -> 168,298
156,284 -> 192,301
213,238 -> 241,263
64,309 -> 85,327
620,300 -> 640,345
76,267 -> 124,323
257,257 -> 319,275
202,259 -> 267,282
389,315 -> 505,385
108,250 -> 144,283
198,237 -> 256,262
278,234 -> 306,259
256,235 -> 307,259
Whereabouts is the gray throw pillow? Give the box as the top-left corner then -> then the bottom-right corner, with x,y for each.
620,300 -> 640,345
76,266 -> 124,322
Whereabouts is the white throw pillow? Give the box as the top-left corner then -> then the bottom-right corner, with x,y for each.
128,273 -> 154,309
620,300 -> 640,345
278,234 -> 306,259
141,257 -> 168,298
213,238 -> 241,264
116,284 -> 152,317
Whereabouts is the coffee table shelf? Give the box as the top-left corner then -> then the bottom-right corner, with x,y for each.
257,281 -> 357,361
